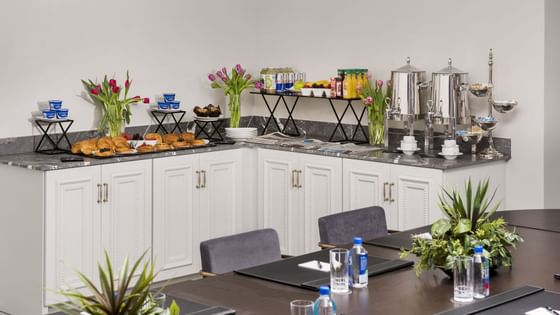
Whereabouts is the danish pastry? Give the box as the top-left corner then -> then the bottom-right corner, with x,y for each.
137,144 -> 154,153
155,143 -> 172,151
97,137 -> 115,150
172,140 -> 191,148
144,133 -> 162,144
94,148 -> 114,157
192,139 -> 206,146
181,132 -> 195,142
80,143 -> 98,156
163,133 -> 179,145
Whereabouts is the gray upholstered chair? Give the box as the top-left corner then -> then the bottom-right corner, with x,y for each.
318,206 -> 388,248
199,228 -> 282,276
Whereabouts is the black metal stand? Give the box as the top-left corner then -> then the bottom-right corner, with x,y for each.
150,109 -> 186,134
327,99 -> 368,143
194,119 -> 224,142
34,119 -> 74,154
256,93 -> 300,137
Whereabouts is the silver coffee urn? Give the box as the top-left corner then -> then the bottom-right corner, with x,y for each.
424,59 -> 471,154
384,57 -> 428,151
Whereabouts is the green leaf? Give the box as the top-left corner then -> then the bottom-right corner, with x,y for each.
431,218 -> 451,237
454,218 -> 472,234
169,300 -> 181,315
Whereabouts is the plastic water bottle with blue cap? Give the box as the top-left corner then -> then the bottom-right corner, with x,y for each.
313,286 -> 336,315
349,237 -> 368,288
473,244 -> 490,299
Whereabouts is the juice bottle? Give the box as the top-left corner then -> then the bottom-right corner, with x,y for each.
349,71 -> 357,98
343,71 -> 351,99
356,72 -> 363,97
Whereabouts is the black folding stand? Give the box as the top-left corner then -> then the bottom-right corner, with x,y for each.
150,109 -> 186,134
251,92 -> 300,137
327,98 -> 368,143
194,119 -> 224,142
34,118 -> 74,154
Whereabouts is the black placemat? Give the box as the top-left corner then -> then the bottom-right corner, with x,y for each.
433,285 -> 545,315
235,249 -> 413,291
50,293 -> 235,315
364,226 -> 431,250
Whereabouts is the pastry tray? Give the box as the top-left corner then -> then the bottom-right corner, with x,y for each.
74,142 -> 215,159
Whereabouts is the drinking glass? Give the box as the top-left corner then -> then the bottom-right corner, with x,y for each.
290,299 -> 314,315
330,248 -> 350,294
453,256 -> 474,303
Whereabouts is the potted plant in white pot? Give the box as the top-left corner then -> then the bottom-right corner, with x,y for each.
54,251 -> 180,315
400,179 -> 523,276
208,64 -> 259,140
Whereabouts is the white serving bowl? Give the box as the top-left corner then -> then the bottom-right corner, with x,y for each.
225,127 -> 258,140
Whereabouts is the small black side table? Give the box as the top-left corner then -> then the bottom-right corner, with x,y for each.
34,118 -> 74,154
150,109 -> 186,134
194,118 -> 224,141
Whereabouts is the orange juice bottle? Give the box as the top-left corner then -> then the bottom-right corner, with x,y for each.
356,72 -> 363,96
343,71 -> 351,99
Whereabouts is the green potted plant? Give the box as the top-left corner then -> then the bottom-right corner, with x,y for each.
54,251 -> 180,315
359,79 -> 392,145
400,178 -> 523,276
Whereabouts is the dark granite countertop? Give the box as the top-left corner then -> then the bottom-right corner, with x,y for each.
0,141 -> 510,172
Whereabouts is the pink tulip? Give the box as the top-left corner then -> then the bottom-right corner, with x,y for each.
112,86 -> 120,94
125,80 -> 130,88
90,88 -> 99,96
236,64 -> 245,75
109,79 -> 117,87
254,81 -> 264,89
143,97 -> 150,104
208,73 -> 216,82
221,67 -> 227,76
364,96 -> 373,105
376,80 -> 384,87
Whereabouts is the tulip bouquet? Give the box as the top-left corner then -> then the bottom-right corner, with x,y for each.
208,64 -> 258,128
82,72 -> 149,137
360,79 -> 392,145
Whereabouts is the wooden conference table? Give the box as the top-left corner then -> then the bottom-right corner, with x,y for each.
165,210 -> 560,315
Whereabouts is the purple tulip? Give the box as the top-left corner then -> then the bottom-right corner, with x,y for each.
221,67 -> 228,76
208,73 -> 216,82
235,64 -> 243,73
376,80 -> 384,87
364,96 -> 373,105
216,70 -> 225,81
244,74 -> 252,80
254,81 -> 264,89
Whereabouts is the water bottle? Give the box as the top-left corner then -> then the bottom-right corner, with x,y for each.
313,286 -> 336,315
349,237 -> 368,288
473,245 -> 490,299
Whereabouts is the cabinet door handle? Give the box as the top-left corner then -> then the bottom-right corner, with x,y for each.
196,171 -> 200,189
389,182 -> 395,202
97,184 -> 102,203
383,182 -> 389,202
297,170 -> 302,188
103,183 -> 109,203
201,170 -> 207,188
291,170 -> 296,188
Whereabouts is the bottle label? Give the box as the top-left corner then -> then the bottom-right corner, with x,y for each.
358,253 -> 368,284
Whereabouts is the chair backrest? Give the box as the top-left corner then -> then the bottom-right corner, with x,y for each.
318,206 -> 388,246
200,228 -> 282,274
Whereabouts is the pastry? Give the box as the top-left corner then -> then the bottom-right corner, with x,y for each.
80,143 -> 98,156
97,137 -> 115,151
94,148 -> 114,157
137,144 -> 154,153
207,104 -> 221,117
181,132 -> 195,142
115,146 -> 134,154
163,133 -> 179,145
112,136 -> 128,148
71,141 -> 84,154
155,143 -> 172,151
144,133 -> 162,144
172,140 -> 191,148
193,106 -> 209,117
192,139 -> 207,146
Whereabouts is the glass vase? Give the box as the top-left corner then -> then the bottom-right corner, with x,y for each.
367,107 -> 384,146
106,119 -> 125,137
228,94 -> 241,128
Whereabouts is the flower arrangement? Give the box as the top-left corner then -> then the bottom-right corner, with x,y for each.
360,79 -> 392,145
55,251 -> 180,315
208,64 -> 257,128
82,72 -> 149,137
400,179 -> 523,276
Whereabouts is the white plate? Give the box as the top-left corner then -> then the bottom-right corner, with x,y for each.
438,152 -> 464,160
397,147 -> 421,156
194,115 -> 222,122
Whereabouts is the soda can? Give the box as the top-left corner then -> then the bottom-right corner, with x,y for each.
297,72 -> 306,83
287,72 -> 295,89
276,72 -> 285,92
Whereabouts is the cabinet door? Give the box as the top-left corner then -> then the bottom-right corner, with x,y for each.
153,155 -> 200,280
258,149 -> 299,255
342,159 -> 393,228
199,150 -> 243,242
45,166 -> 101,305
391,165 -> 442,230
100,160 -> 152,274
300,155 -> 343,254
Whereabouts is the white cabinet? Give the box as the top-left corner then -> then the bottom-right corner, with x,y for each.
152,149 -> 245,281
44,159 -> 152,305
153,155 -> 200,280
258,149 -> 342,256
343,159 -> 442,231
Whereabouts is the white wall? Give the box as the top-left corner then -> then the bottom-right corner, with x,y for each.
544,0 -> 560,208
247,0 -> 547,210
0,0 -> 259,137
0,0 -> 554,209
